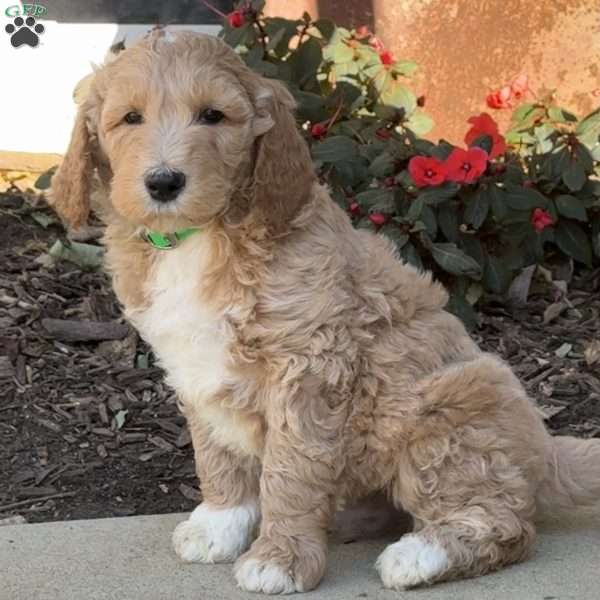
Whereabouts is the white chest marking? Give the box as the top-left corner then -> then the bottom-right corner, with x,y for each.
130,236 -> 227,402
127,236 -> 256,455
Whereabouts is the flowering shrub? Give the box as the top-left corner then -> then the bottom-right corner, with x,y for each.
198,2 -> 599,323
39,1 -> 600,327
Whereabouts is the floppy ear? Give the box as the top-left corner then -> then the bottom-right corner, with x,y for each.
48,105 -> 94,229
251,79 -> 316,232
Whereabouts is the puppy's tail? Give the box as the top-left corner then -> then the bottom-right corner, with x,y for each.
536,435 -> 600,518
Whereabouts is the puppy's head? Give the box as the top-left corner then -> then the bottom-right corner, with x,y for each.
50,32 -> 315,233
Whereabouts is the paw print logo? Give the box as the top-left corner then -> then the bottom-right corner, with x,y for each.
5,16 -> 45,48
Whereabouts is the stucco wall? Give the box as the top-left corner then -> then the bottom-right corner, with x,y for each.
266,0 -> 600,143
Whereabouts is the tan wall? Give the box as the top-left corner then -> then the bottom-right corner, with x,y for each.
265,0 -> 600,144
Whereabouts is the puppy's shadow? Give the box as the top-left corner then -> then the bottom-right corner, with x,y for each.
333,492 -> 413,544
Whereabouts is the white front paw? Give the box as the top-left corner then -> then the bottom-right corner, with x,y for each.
235,558 -> 298,595
375,534 -> 449,589
172,502 -> 259,563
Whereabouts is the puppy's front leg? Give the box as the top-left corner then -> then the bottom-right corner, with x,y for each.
234,381 -> 346,594
173,417 -> 261,564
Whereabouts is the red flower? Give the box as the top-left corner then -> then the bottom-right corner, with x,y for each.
379,50 -> 395,67
348,201 -> 361,216
354,25 -> 371,39
227,10 -> 245,28
511,74 -> 529,101
486,85 -> 512,109
369,36 -> 385,53
369,212 -> 387,226
311,122 -> 328,140
464,113 -> 507,159
445,147 -> 488,183
408,156 -> 447,188
531,208 -> 553,232
376,127 -> 392,139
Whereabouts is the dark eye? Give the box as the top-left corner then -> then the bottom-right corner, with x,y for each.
198,109 -> 224,124
123,111 -> 143,125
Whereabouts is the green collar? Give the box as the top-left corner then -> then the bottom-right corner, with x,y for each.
141,228 -> 200,250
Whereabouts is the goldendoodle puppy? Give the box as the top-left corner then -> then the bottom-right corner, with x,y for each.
49,31 -> 600,594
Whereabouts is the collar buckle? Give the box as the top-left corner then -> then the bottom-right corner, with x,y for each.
141,230 -> 179,250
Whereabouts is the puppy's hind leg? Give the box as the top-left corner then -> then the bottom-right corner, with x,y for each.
377,356 -> 545,589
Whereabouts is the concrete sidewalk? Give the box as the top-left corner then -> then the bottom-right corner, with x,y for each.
2,512 -> 599,600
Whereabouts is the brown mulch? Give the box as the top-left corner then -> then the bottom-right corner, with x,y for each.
1,190 -> 599,524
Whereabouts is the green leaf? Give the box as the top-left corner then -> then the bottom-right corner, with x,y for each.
405,112 -> 433,136
327,36 -> 354,64
555,195 -> 587,222
394,60 -> 419,76
511,103 -> 537,123
311,136 -> 358,162
355,188 -> 394,212
460,235 -> 485,266
379,224 -> 409,251
445,293 -> 478,330
470,134 -> 493,155
420,205 -> 437,238
576,107 -> 600,136
288,37 -> 322,87
265,26 -> 287,52
418,182 -> 460,206
574,143 -> 594,171
430,142 -> 454,161
406,196 -> 424,221
313,19 -> 335,41
438,203 -> 460,243
592,218 -> 600,258
48,240 -> 104,270
488,185 -> 508,222
483,255 -> 512,294
431,243 -> 482,278
400,242 -> 423,271
562,159 -> 586,192
548,106 -> 578,123
464,189 -> 489,229
293,90 -> 328,122
505,184 -> 549,210
31,212 -> 58,228
34,166 -> 57,190
554,220 -> 593,266
380,81 -> 417,115
368,152 -> 396,177
222,22 -> 252,48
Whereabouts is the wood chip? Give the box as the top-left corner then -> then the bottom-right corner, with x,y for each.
178,483 -> 200,502
16,486 -> 57,499
584,340 -> 600,367
41,318 -> 130,342
543,300 -> 569,324
121,432 -> 146,443
34,417 -> 62,434
0,356 -> 14,379
555,343 -> 573,358
91,427 -> 114,437
148,435 -> 175,452
139,450 -> 166,462
175,427 -> 192,448
98,402 -> 109,425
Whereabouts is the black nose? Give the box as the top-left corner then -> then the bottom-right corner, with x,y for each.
144,168 -> 186,202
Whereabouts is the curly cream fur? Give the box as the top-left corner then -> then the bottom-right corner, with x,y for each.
50,31 -> 600,594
